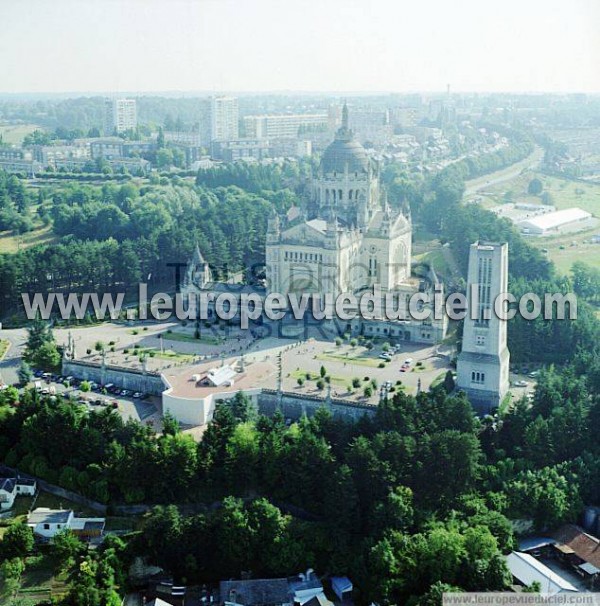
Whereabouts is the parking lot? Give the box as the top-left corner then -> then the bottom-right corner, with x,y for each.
31,370 -> 160,424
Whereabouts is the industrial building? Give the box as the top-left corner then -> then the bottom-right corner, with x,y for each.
518,207 -> 593,236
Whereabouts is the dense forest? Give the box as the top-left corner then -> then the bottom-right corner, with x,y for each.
0,361 -> 598,602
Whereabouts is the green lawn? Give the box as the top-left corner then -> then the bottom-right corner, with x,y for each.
527,226 -> 600,275
290,369 -> 352,387
133,346 -> 195,364
0,224 -> 57,254
316,351 -> 383,368
414,248 -> 453,277
0,123 -> 40,145
160,331 -> 221,345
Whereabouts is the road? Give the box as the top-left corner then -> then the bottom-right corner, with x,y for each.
0,328 -> 26,386
464,145 -> 544,197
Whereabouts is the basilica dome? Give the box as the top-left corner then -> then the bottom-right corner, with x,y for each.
320,103 -> 370,174
320,136 -> 370,174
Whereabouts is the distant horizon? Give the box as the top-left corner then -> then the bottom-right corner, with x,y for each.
1,89 -> 599,100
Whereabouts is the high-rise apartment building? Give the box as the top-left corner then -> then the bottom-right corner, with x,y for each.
104,98 -> 137,134
243,113 -> 329,139
198,96 -> 239,146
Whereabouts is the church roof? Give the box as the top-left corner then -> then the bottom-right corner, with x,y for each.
306,218 -> 327,234
320,103 -> 370,174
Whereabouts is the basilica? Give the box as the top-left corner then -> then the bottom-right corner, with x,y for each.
266,104 -> 413,297
182,106 -> 447,344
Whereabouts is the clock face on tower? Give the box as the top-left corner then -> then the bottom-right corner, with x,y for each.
369,245 -> 377,254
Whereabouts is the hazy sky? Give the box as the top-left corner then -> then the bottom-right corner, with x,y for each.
1,0 -> 599,94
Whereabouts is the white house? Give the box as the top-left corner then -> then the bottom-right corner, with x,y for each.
27,508 -> 74,538
0,477 -> 37,511
27,507 -> 105,540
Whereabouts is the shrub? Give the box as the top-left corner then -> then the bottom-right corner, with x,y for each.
378,362 -> 386,368
363,385 -> 373,397
316,378 -> 325,390
352,377 -> 361,388
297,377 -> 305,387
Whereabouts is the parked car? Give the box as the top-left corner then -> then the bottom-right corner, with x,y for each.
379,353 -> 392,361
514,380 -> 529,387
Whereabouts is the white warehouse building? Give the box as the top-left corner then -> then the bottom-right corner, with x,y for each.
518,207 -> 592,236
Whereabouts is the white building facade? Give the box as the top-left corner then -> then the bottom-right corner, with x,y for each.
104,98 -> 137,134
457,241 -> 510,413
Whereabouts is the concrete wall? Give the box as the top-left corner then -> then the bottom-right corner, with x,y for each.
162,381 -> 262,427
62,360 -> 166,396
258,389 -> 375,422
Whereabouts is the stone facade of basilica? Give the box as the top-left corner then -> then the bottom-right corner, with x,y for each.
266,104 -> 413,297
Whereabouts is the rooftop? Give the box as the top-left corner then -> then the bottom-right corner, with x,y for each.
0,478 -> 15,493
506,552 -> 578,595
552,524 -> 600,569
27,508 -> 72,525
163,359 -> 276,400
221,578 -> 291,606
519,207 -> 591,231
